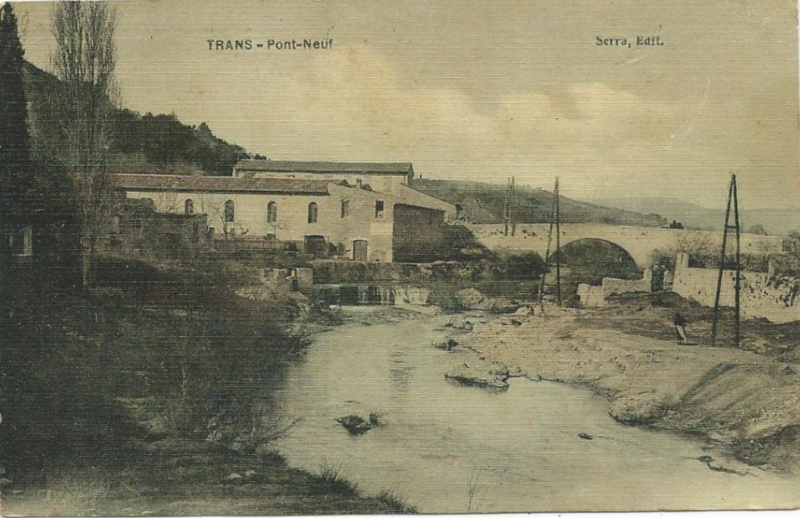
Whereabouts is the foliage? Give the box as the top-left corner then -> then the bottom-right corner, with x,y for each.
491,251 -> 545,280
0,257 -> 306,476
649,232 -> 718,270
113,112 -> 249,175
773,231 -> 800,277
23,63 -> 250,177
48,0 -> 119,289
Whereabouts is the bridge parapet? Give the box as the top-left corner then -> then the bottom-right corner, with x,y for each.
468,223 -> 784,267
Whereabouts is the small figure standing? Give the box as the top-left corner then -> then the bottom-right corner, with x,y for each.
673,312 -> 690,344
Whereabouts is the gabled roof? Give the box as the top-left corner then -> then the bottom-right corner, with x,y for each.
111,174 -> 331,195
235,159 -> 414,176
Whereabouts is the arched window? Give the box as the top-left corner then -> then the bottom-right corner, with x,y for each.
185,199 -> 194,215
308,202 -> 318,224
224,200 -> 235,222
267,201 -> 278,224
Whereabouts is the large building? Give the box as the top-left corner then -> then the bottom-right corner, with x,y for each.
234,160 -> 414,192
233,159 -> 457,218
112,170 -> 453,263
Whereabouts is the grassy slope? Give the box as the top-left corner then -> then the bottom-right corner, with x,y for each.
0,258 -> 412,516
414,178 -> 667,226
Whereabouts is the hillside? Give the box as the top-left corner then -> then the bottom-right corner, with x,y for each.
591,197 -> 799,236
413,178 -> 667,227
23,61 -> 253,176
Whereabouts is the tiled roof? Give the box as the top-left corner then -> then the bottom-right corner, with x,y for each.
235,159 -> 414,175
111,174 -> 331,195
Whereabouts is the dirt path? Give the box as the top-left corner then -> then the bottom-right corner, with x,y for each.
459,307 -> 800,472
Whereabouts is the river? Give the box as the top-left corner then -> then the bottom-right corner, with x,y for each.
272,307 -> 798,513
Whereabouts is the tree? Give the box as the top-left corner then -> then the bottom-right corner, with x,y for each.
773,231 -> 800,277
649,232 -> 717,270
0,3 -> 34,294
49,0 -> 118,289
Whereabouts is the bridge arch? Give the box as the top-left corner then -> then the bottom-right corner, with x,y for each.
552,237 -> 640,283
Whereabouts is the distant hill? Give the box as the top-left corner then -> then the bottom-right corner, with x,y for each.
23,61 -> 253,176
590,197 -> 799,236
413,179 -> 667,227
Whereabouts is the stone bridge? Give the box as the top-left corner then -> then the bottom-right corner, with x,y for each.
468,223 -> 784,267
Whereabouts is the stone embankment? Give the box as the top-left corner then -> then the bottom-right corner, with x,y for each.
459,307 -> 800,472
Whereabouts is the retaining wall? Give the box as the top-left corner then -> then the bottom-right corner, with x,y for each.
672,253 -> 800,323
578,270 -> 653,307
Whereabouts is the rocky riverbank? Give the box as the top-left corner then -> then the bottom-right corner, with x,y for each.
456,306 -> 800,473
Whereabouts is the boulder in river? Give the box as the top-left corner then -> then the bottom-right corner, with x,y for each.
336,414 -> 372,434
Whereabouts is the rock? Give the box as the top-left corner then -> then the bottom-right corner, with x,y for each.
609,394 -> 668,425
434,337 -> 460,351
336,415 -> 371,434
445,361 -> 510,392
244,469 -> 257,477
578,433 -> 594,440
369,412 -> 383,426
222,473 -> 244,484
0,478 -> 12,486
456,288 -> 486,309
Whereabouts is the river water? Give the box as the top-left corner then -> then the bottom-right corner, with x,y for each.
273,308 -> 798,513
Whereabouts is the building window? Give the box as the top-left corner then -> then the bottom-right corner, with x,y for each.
375,200 -> 385,219
185,199 -> 194,215
267,201 -> 278,224
341,200 -> 350,218
224,200 -> 235,222
308,202 -> 318,224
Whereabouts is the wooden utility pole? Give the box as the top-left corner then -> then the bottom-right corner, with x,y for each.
503,177 -> 510,236
510,176 -> 517,236
538,177 -> 562,310
711,174 -> 741,347
554,177 -> 562,306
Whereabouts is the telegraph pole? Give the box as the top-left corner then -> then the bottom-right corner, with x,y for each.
510,176 -> 517,236
711,174 -> 741,347
503,177 -> 510,236
538,177 -> 562,310
554,177 -> 562,306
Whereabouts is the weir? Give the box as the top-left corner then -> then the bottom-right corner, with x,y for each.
312,284 -> 430,306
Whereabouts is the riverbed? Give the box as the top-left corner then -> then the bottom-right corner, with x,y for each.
273,307 -> 799,513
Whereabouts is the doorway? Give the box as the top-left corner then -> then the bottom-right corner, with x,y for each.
353,239 -> 368,261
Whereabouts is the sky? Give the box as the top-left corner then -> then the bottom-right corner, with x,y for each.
15,0 -> 800,211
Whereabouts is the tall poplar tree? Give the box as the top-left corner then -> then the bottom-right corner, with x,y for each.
49,0 -> 118,289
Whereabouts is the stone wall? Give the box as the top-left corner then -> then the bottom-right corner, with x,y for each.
311,260 -> 491,284
392,205 -> 446,263
672,253 -> 800,323
259,267 -> 313,295
578,270 -> 653,307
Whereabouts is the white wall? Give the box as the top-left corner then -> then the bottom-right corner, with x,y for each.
672,253 -> 800,323
125,186 -> 396,262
